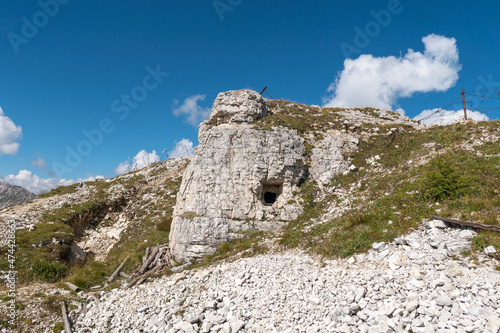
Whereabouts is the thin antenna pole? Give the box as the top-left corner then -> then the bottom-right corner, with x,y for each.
462,89 -> 468,120
260,86 -> 268,95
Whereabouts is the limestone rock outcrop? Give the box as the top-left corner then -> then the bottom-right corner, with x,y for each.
169,90 -> 307,262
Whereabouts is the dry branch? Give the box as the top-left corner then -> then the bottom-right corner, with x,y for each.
107,256 -> 129,283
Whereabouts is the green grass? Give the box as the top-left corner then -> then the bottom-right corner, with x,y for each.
0,221 -> 74,284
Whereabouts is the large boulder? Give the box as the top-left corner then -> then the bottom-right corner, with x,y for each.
208,89 -> 268,124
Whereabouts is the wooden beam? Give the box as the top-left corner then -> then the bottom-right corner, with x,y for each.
61,301 -> 72,333
432,216 -> 500,232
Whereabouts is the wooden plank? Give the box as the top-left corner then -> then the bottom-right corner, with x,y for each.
119,271 -> 132,280
107,256 -> 129,283
61,301 -> 72,333
432,216 -> 500,233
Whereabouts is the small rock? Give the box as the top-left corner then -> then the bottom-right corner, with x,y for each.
484,246 -> 496,256
459,230 -> 475,239
428,219 -> 447,229
372,242 -> 386,252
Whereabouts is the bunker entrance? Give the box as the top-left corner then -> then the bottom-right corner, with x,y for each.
264,192 -> 277,204
261,182 -> 283,206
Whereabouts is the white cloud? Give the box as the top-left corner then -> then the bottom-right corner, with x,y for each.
115,150 -> 160,175
169,139 -> 196,159
414,109 -> 489,126
1,170 -> 74,195
0,107 -> 22,155
324,34 -> 461,111
1,170 -> 105,195
173,94 -> 211,126
32,157 -> 47,170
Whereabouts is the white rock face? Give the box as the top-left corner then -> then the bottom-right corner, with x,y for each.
310,132 -> 359,187
209,89 -> 268,124
170,90 -> 309,262
169,122 -> 307,262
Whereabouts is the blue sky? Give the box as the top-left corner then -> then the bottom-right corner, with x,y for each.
0,0 -> 499,193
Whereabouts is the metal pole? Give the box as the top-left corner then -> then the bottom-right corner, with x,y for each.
260,86 -> 268,95
461,89 -> 467,120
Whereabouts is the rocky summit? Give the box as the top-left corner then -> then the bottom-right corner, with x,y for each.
1,89 -> 499,333
0,182 -> 36,210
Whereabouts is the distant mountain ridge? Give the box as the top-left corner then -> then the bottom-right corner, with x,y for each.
0,181 -> 37,209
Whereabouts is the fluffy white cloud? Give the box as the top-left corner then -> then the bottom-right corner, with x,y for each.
1,170 -> 74,195
0,107 -> 22,155
173,94 -> 211,126
169,139 -> 196,159
324,34 -> 461,111
115,150 -> 160,175
414,109 -> 489,126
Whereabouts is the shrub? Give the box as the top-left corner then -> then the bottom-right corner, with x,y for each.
421,153 -> 468,201
32,259 -> 68,283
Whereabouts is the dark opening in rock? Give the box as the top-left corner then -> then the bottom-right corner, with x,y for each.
261,181 -> 283,206
264,192 -> 277,204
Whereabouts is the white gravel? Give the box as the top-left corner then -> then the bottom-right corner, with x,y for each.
76,222 -> 500,333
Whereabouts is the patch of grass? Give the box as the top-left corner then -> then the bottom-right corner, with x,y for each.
0,222 -> 73,284
157,218 -> 172,232
42,295 -> 63,315
38,184 -> 79,198
475,141 -> 500,155
66,260 -> 108,290
472,231 -> 500,252
52,322 -> 64,332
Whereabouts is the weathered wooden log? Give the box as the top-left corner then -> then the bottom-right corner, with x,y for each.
135,277 -> 146,287
432,216 -> 500,233
107,256 -> 129,283
139,246 -> 160,274
61,301 -> 72,333
125,276 -> 141,289
142,247 -> 150,264
119,271 -> 132,280
64,282 -> 80,292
